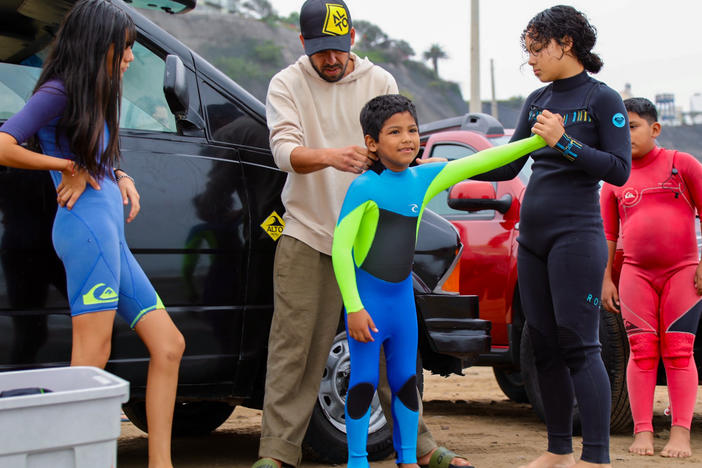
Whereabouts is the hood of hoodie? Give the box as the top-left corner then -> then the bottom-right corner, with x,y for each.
298,52 -> 375,85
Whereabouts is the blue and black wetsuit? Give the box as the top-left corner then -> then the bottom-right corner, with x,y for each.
332,136 -> 545,468
475,71 -> 631,463
0,80 -> 162,327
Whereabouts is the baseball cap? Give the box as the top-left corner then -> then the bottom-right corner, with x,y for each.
300,0 -> 353,56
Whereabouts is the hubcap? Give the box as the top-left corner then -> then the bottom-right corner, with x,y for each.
317,332 -> 387,434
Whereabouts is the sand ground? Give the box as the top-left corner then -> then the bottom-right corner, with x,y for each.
117,367 -> 702,467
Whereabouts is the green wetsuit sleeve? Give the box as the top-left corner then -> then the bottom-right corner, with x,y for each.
331,202 -> 369,313
423,135 -> 547,204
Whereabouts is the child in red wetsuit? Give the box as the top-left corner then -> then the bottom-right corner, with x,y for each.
601,97 -> 702,459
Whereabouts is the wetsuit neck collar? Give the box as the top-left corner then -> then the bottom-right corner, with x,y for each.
632,146 -> 661,169
369,158 -> 387,174
552,70 -> 589,92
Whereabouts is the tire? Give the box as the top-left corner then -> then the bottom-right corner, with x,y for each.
303,331 -> 424,463
122,400 -> 235,436
519,309 -> 632,435
493,367 -> 529,403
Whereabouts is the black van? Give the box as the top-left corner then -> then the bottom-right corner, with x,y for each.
0,0 -> 488,461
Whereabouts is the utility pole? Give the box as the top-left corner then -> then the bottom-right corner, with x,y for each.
469,0 -> 481,113
490,58 -> 498,119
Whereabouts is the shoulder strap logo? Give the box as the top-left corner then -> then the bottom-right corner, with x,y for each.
323,4 -> 349,36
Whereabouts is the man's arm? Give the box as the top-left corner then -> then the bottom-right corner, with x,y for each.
290,145 -> 374,174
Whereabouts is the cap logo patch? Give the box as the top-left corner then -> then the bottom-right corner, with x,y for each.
323,4 -> 349,36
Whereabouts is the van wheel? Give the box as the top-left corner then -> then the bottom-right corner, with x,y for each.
493,367 -> 529,403
122,400 -> 235,436
519,309 -> 632,434
303,331 -> 424,463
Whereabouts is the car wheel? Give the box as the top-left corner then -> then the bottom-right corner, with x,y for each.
122,400 -> 235,436
520,309 -> 633,434
493,367 -> 529,403
304,331 -> 422,463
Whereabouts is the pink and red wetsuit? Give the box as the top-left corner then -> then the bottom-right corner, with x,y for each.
600,146 -> 702,434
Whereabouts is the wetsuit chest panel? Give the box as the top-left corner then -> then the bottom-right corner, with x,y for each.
360,208 -> 417,282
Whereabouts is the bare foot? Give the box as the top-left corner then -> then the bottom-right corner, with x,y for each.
517,452 -> 576,468
418,448 -> 472,467
399,464 -> 420,468
628,431 -> 654,456
572,461 -> 611,468
661,426 -> 692,458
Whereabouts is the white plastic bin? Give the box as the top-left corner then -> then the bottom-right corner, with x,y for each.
0,366 -> 129,468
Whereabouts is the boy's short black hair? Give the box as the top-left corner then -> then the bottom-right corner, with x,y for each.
624,97 -> 658,124
360,94 -> 418,141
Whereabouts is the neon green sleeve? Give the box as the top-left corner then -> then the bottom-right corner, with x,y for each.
423,135 -> 546,204
331,202 -> 368,313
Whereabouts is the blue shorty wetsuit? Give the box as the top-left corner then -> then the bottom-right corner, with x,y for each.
332,136 -> 545,468
0,80 -> 162,327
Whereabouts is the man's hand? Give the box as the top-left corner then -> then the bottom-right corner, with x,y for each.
57,167 -> 100,209
117,175 -> 141,223
347,308 -> 378,343
601,277 -> 620,313
694,262 -> 702,295
327,146 -> 376,174
531,109 -> 565,147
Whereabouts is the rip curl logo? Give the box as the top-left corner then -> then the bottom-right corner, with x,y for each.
409,204 -> 419,213
323,4 -> 349,36
621,187 -> 639,206
612,112 -> 626,128
83,283 -> 118,306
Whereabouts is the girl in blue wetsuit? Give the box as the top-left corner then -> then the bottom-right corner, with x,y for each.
0,2 -> 184,467
332,94 -> 545,468
475,6 -> 631,468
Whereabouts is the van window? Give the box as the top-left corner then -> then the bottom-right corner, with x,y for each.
121,42 -> 177,133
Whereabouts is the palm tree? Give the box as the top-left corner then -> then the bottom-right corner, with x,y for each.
423,44 -> 448,76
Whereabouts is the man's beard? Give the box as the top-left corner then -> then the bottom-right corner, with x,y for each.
312,59 -> 349,83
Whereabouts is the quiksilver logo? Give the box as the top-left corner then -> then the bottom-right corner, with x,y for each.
83,283 -> 118,306
624,192 -> 635,199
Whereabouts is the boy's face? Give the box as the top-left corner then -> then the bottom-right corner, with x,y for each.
365,111 -> 419,172
628,111 -> 660,159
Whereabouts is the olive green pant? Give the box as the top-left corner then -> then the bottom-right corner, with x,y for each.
258,235 -> 437,467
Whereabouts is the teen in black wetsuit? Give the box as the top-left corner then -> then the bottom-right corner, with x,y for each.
476,6 -> 631,468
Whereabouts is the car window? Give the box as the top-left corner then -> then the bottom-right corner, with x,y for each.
0,63 -> 43,120
1,42 -> 177,134
429,143 -> 477,160
121,42 -> 177,133
424,142 -> 493,217
200,81 -> 271,150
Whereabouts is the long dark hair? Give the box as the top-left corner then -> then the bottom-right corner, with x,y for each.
34,0 -> 136,178
521,5 -> 603,74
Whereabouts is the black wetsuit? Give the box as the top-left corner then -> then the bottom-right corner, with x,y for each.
476,71 -> 631,463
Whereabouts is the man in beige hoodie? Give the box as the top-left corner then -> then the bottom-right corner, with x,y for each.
253,2 -> 472,468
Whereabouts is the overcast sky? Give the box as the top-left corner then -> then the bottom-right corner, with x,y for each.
268,0 -> 702,111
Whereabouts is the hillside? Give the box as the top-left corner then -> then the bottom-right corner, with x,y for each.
141,10 -> 468,123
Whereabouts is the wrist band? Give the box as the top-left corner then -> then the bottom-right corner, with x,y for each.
115,171 -> 134,183
554,132 -> 583,161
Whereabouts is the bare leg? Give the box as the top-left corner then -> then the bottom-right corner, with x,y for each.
628,431 -> 654,456
661,426 -> 692,458
70,310 -> 116,367
517,452 -> 576,468
134,309 -> 185,468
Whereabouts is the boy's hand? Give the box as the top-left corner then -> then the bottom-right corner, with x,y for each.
601,277 -> 620,313
694,262 -> 702,295
531,109 -> 565,147
347,308 -> 378,343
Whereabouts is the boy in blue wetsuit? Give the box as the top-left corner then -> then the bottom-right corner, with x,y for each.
331,94 -> 546,468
